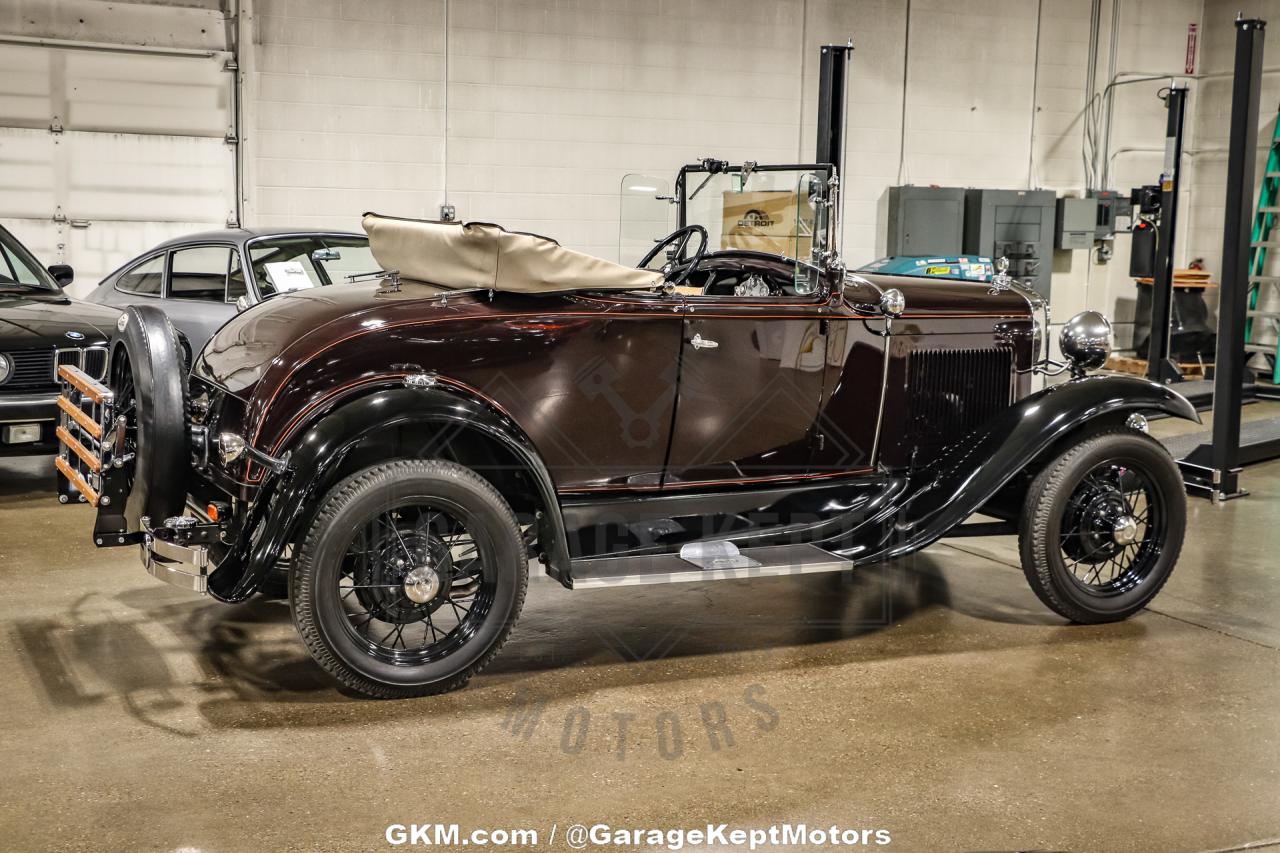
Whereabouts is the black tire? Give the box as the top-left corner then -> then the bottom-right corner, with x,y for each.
1019,428 -> 1185,623
111,305 -> 189,529
291,459 -> 527,698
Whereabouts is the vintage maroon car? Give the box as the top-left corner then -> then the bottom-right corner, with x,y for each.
56,162 -> 1198,698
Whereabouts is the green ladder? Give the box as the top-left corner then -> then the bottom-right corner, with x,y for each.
1245,106 -> 1280,384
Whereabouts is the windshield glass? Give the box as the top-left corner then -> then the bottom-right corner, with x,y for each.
620,166 -> 830,268
0,227 -> 58,291
248,235 -> 378,297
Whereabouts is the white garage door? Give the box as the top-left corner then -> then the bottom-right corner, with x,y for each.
0,42 -> 235,297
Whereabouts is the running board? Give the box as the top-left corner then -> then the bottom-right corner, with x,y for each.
568,543 -> 851,589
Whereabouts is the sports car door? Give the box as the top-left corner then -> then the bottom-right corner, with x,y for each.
664,298 -> 827,487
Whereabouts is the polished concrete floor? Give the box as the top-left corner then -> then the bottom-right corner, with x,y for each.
1,407 -> 1279,852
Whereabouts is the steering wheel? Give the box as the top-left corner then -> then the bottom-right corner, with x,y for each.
638,225 -> 708,286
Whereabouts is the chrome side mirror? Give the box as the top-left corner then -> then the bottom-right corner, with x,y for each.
234,294 -> 250,312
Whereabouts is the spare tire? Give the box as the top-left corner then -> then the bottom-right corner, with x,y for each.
110,305 -> 189,531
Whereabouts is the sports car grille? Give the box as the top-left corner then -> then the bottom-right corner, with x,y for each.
0,346 -> 106,391
904,347 -> 1015,458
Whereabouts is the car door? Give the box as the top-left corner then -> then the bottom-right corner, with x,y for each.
663,292 -> 828,487
162,244 -> 240,359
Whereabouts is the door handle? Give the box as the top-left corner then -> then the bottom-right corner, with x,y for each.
689,333 -> 719,350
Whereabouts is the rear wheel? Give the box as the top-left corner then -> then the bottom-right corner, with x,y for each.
291,459 -> 528,698
1019,429 -> 1185,623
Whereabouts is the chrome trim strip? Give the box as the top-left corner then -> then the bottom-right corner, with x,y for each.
868,317 -> 893,466
570,543 -> 851,589
1009,281 -> 1050,364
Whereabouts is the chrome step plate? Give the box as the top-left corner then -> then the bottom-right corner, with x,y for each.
569,543 -> 851,589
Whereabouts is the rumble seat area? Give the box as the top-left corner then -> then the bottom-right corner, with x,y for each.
362,213 -> 663,294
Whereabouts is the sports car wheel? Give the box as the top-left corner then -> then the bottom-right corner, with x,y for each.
291,459 -> 527,698
1019,428 -> 1185,623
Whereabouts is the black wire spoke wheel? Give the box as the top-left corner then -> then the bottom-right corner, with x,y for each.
338,503 -> 495,666
1019,429 -> 1185,624
291,459 -> 528,699
1057,461 -> 1164,596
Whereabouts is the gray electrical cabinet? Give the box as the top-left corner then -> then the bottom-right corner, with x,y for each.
883,186 -> 966,257
962,188 -> 1057,297
1056,197 -> 1098,250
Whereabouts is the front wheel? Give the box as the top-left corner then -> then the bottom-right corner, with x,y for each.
291,459 -> 528,698
1019,429 -> 1185,623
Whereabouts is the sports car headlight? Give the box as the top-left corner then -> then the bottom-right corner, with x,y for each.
217,431 -> 246,465
1060,311 -> 1113,371
0,353 -> 11,385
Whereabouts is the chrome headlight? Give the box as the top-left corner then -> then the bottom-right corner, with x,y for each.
0,353 -> 11,385
1060,311 -> 1112,371
217,431 -> 246,465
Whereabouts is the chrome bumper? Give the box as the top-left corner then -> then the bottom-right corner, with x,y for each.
142,520 -> 211,595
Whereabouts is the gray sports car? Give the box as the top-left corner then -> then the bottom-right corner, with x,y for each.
84,228 -> 377,360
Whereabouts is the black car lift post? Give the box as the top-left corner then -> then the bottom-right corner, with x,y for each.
1146,85 -> 1189,384
1177,17 -> 1280,501
815,42 -> 853,179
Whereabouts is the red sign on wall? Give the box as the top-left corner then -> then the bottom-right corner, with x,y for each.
1186,23 -> 1198,74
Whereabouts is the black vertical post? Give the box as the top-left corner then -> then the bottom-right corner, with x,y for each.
1182,18 -> 1266,501
815,44 -> 852,177
1147,85 -> 1188,383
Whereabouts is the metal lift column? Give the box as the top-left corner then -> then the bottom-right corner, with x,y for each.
1147,85 -> 1189,383
815,43 -> 853,178
1180,18 -> 1267,500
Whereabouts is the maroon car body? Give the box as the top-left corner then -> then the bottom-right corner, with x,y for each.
54,161 -> 1198,699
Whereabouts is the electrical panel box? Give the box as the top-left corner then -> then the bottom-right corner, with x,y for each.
883,186 -> 966,257
963,188 -> 1057,297
1056,197 -> 1098,250
1087,189 -> 1128,239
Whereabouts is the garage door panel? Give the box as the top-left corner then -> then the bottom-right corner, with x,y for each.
66,132 -> 232,222
0,45 -> 230,137
0,39 -> 235,299
0,128 -> 57,217
0,45 -> 52,128
66,52 -> 230,137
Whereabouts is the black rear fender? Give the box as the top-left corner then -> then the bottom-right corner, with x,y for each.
206,385 -> 569,602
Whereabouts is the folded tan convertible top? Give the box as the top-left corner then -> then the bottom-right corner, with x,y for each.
362,213 -> 663,293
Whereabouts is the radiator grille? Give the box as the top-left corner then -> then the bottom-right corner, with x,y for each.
2,349 -> 56,388
904,348 -> 1015,456
1,346 -> 106,391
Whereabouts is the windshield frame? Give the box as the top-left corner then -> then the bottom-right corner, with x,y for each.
244,231 -> 376,301
673,161 -> 836,266
0,225 -> 61,293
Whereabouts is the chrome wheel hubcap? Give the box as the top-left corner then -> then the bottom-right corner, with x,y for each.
403,565 -> 441,604
1111,515 -> 1139,546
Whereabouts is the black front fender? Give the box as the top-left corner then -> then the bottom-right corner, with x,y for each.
206,386 -> 569,602
834,375 -> 1198,564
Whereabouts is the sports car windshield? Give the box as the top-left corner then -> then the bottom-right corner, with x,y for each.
0,226 -> 58,292
619,165 -> 831,267
249,234 -> 378,297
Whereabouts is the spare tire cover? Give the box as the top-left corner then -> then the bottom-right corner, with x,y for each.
113,305 -> 189,530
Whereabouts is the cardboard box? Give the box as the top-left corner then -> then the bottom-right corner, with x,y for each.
721,190 -> 813,258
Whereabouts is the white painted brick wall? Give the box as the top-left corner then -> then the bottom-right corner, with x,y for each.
3,0 -> 1226,329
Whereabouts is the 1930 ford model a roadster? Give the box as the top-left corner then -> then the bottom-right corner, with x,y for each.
56,161 -> 1198,698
